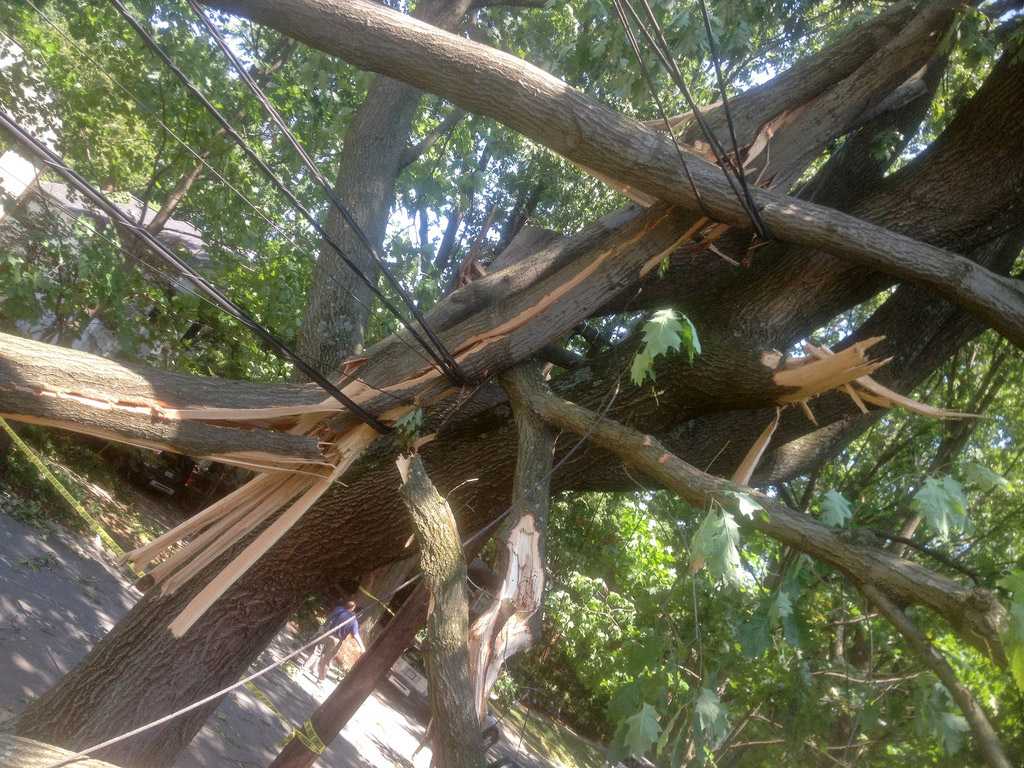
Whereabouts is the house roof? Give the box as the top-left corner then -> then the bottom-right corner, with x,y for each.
36,180 -> 212,271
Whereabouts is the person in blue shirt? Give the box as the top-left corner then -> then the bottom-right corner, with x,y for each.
303,600 -> 366,683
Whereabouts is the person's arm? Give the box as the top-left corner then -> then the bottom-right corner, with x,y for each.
353,627 -> 366,653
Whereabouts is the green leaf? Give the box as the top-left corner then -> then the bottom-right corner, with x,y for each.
691,508 -> 743,586
656,706 -> 684,756
623,636 -> 668,675
964,462 -> 1010,492
938,712 -> 969,755
607,680 -> 644,722
622,702 -> 662,758
820,490 -> 852,528
393,409 -> 425,450
768,591 -> 793,624
630,347 -> 654,386
1006,625 -> 1024,692
737,608 -> 772,659
679,314 -> 701,361
997,576 -> 1024,691
723,490 -> 763,520
631,309 -> 700,385
915,680 -> 968,755
694,687 -> 728,743
997,572 -> 1024,597
911,476 -> 968,538
642,309 -> 685,358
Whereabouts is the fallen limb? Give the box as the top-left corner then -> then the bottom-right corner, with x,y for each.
528,383 -> 1008,664
399,454 -> 486,768
208,0 -> 1024,349
0,332 -> 324,467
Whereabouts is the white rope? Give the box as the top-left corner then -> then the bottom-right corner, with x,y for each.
40,613 -> 361,768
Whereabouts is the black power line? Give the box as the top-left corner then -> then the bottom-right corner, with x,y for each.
4,13 -> 426,400
107,0 -> 465,383
612,0 -> 772,241
0,107 -> 390,434
185,0 -> 469,385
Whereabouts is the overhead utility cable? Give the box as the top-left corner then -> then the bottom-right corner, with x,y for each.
0,108 -> 389,434
633,0 -> 770,239
613,0 -> 771,239
185,0 -> 468,384
607,0 -> 709,218
107,0 -> 462,382
6,11 -> 430,391
691,0 -> 768,236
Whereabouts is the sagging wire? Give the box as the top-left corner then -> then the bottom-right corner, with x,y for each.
37,606 -> 370,768
107,0 -> 465,385
612,0 -> 772,241
0,108 -> 390,434
3,14 -> 421,405
692,0 -> 770,235
609,0 -> 710,218
185,0 -> 469,386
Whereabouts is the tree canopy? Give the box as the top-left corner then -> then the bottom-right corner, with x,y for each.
1,0 -> 1023,765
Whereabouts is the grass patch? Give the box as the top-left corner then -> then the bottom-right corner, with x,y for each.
497,704 -> 606,768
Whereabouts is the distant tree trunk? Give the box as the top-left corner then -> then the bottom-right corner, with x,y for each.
292,0 -> 473,377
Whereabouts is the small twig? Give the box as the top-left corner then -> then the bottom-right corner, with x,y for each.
869,529 -> 981,582
860,583 -> 1012,768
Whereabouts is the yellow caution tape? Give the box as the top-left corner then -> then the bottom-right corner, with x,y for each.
358,584 -> 394,616
245,681 -> 327,754
280,719 -> 328,755
0,417 -> 142,577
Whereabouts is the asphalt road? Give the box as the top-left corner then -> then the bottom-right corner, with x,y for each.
0,506 -> 547,768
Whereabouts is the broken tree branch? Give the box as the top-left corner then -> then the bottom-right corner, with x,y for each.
526,382 -> 1008,665
399,454 -> 486,768
469,361 -> 555,719
207,0 -> 1024,349
400,107 -> 467,169
0,332 -> 324,466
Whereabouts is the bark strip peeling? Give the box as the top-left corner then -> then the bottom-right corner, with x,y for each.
469,362 -> 555,718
